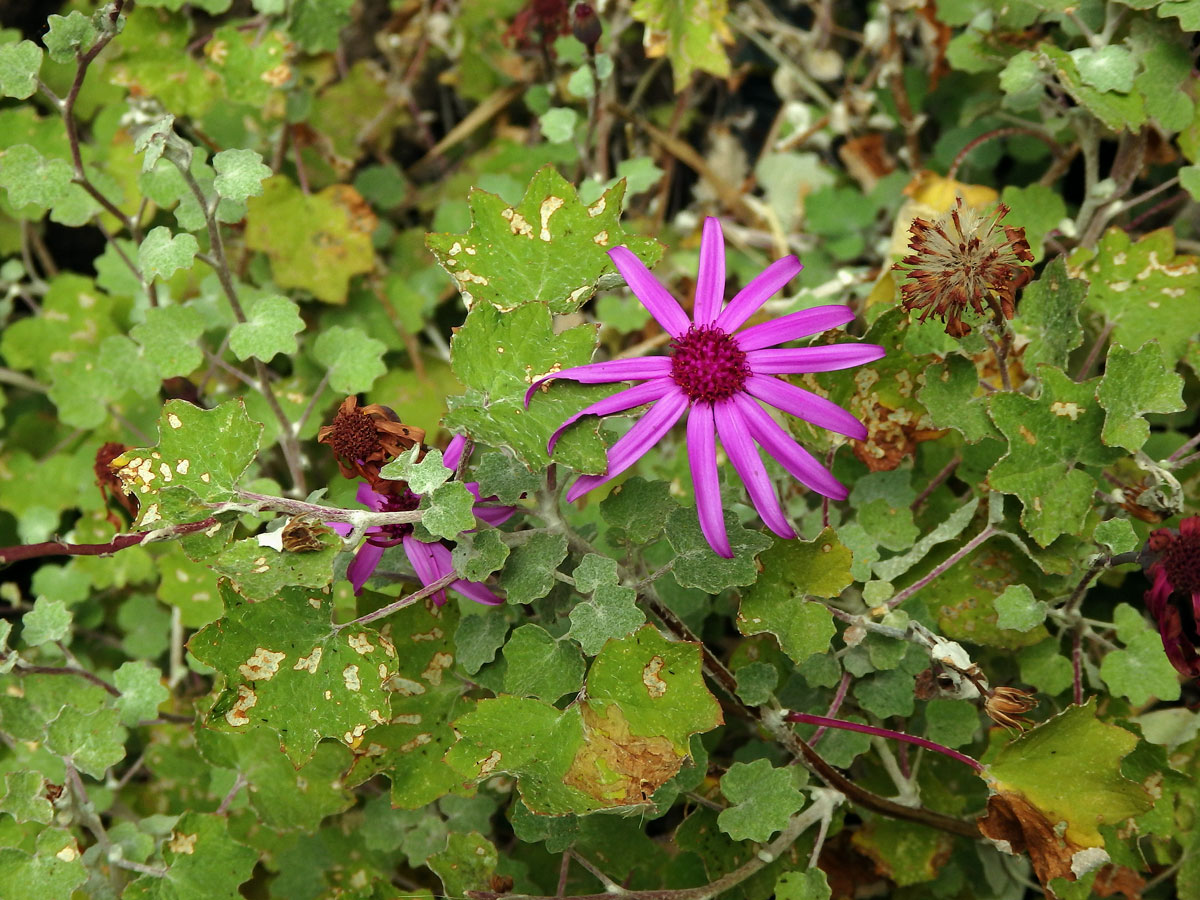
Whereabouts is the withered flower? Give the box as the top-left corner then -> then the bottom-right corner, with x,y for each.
984,686 -> 1037,732
894,197 -> 1034,337
96,441 -> 138,524
317,396 -> 424,485
280,516 -> 333,553
1144,516 -> 1200,678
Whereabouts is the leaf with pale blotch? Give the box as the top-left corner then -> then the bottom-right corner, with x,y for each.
631,0 -> 732,89
667,508 -> 773,593
449,302 -> 613,473
1067,228 -> 1200,361
718,759 -> 805,842
985,700 -> 1152,848
1096,342 -> 1185,452
245,178 -> 375,304
503,624 -> 585,701
427,165 -> 661,315
228,295 -> 304,362
342,600 -> 470,809
427,832 -> 498,899
123,812 -> 257,900
446,626 -> 721,814
0,829 -> 87,900
113,399 -> 263,530
189,583 -> 396,765
988,366 -> 1123,547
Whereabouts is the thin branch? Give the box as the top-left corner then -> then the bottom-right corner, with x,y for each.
337,571 -> 457,630
0,517 -> 218,565
216,772 -> 248,815
788,713 -> 984,773
808,671 -> 852,747
886,525 -> 998,609
911,456 -> 962,511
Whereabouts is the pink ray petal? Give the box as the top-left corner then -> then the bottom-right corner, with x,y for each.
356,481 -> 388,510
692,217 -> 727,326
746,344 -> 887,374
403,536 -> 450,606
744,374 -> 867,440
687,402 -> 731,558
524,357 -> 673,407
443,435 -> 468,470
423,539 -> 504,606
347,541 -> 386,596
714,255 -> 802,333
473,503 -> 517,527
732,393 -> 847,500
565,389 -> 689,502
547,378 -> 677,452
735,305 -> 856,351
714,401 -> 795,539
608,246 -> 693,337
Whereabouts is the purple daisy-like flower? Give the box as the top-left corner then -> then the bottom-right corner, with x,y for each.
329,436 -> 514,604
1144,515 -> 1200,679
525,217 -> 885,558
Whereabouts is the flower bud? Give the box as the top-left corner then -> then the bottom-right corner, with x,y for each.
572,3 -> 601,48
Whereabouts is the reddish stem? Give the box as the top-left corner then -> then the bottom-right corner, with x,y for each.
0,517 -> 218,565
787,712 -> 985,773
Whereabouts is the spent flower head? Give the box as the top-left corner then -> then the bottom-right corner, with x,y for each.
894,197 -> 1034,337
1144,515 -> 1200,679
526,217 -> 884,557
317,396 -> 425,487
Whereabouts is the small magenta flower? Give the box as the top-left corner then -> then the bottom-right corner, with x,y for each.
1144,516 -> 1200,679
329,436 -> 513,605
525,217 -> 884,557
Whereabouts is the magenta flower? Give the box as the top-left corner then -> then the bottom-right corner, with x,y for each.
1145,516 -> 1200,679
329,436 -> 514,604
525,217 -> 884,558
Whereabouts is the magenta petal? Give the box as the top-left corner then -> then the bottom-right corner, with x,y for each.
732,393 -> 847,500
422,540 -> 503,606
327,521 -> 354,537
347,542 -> 385,596
687,402 -> 731,557
547,378 -> 676,453
443,435 -> 468,470
744,374 -> 867,440
746,344 -> 887,374
714,255 -> 802,333
473,503 -> 516,527
713,401 -> 795,539
356,481 -> 388,510
608,246 -> 692,338
403,536 -> 449,606
692,217 -> 727,326
735,305 -> 856,351
524,357 -> 673,407
565,389 -> 689,502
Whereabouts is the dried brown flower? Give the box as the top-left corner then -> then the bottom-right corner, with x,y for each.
280,516 -> 333,553
317,396 -> 425,486
984,686 -> 1037,732
894,197 -> 1034,337
96,441 -> 138,524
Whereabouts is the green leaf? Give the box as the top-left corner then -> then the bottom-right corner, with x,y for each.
1096,342 -> 1185,452
290,0 -> 354,52
1041,44 -> 1145,131
1067,228 -> 1200,361
228,294 -> 304,362
717,759 -> 804,842
924,699 -> 981,749
417,481 -> 477,540
855,668 -> 916,718
987,366 -> 1123,546
569,584 -> 646,655
1000,183 -> 1066,262
0,829 -> 87,900
1093,518 -> 1138,555
601,476 -> 679,544
872,497 -> 980,583
113,661 -> 170,726
190,583 -> 397,765
212,148 -> 272,203
452,529 -> 511,583
138,226 -> 199,282
131,306 -> 205,378
776,869 -> 832,900
21,597 -> 71,646
540,107 -> 578,143
1069,45 -> 1137,93
734,661 -> 779,707
113,400 -> 263,529
503,624 -> 585,701
985,700 -> 1152,847
427,166 -> 661,315
454,609 -> 510,675
1015,257 -> 1087,370
449,302 -> 612,472
919,356 -> 999,443
312,325 -> 387,393
1100,606 -> 1182,706
446,626 -> 721,814
472,451 -> 540,504
0,144 -> 72,213
630,0 -> 732,88
244,177 -> 376,304
46,706 -> 127,777
667,508 -> 773,593
123,812 -> 257,900
0,771 -> 53,824
500,531 -> 568,605
43,11 -> 97,63
427,832 -> 498,899
1018,639 -> 1074,696
380,447 -> 452,494
993,584 -> 1048,632
0,40 -> 42,99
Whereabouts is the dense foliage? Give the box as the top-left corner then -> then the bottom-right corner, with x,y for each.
0,1 -> 1198,899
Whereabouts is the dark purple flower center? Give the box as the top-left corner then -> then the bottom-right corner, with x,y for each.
1160,525 -> 1200,594
669,325 -> 750,403
366,488 -> 422,547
